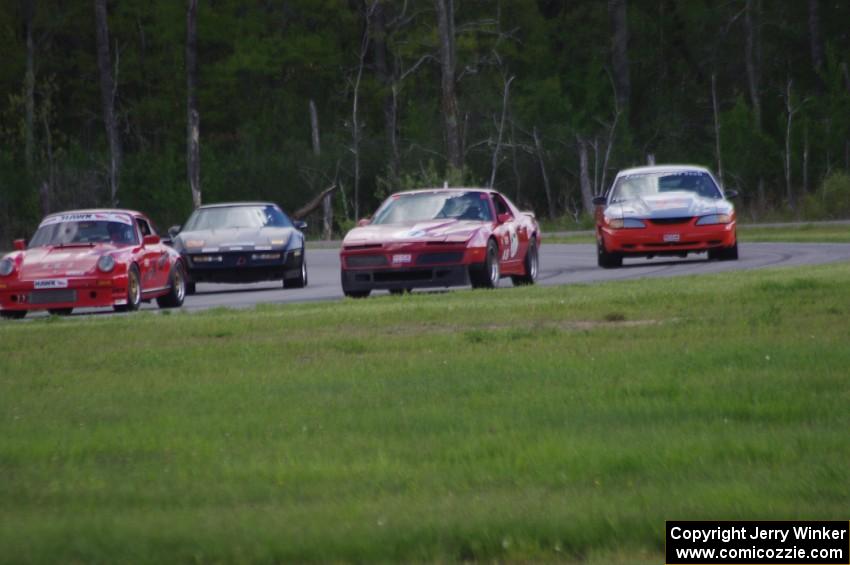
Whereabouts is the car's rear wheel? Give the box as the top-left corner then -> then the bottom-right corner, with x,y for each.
709,241 -> 739,261
284,250 -> 308,289
597,239 -> 623,268
114,265 -> 142,312
470,239 -> 500,289
157,263 -> 187,308
1,310 -> 26,320
48,308 -> 73,316
511,239 -> 539,285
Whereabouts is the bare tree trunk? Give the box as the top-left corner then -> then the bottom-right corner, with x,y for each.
744,0 -> 762,129
808,0 -> 824,75
351,2 -> 375,221
577,136 -> 594,215
510,117 -> 521,202
434,0 -> 463,172
95,0 -> 122,205
23,0 -> 35,174
186,0 -> 201,209
488,75 -> 514,188
40,111 -> 53,215
711,72 -> 723,185
784,78 -> 796,211
309,100 -> 332,240
608,0 -> 630,112
293,185 -> 338,220
532,127 -> 554,219
803,123 -> 809,196
372,3 -> 399,183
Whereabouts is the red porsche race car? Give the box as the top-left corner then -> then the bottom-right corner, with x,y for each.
593,165 -> 739,268
0,209 -> 186,319
340,188 -> 540,298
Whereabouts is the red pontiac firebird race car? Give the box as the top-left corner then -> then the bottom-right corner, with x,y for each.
594,165 -> 739,268
0,209 -> 186,319
340,188 -> 540,297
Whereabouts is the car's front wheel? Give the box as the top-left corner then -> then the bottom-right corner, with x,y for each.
1,310 -> 26,320
511,239 -> 539,285
114,265 -> 142,312
284,250 -> 308,289
470,239 -> 500,289
157,263 -> 187,308
597,239 -> 623,268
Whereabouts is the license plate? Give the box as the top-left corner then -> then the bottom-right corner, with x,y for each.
663,233 -> 680,242
392,254 -> 413,264
34,279 -> 68,289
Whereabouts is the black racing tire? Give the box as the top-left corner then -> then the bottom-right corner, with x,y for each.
185,281 -> 196,295
156,263 -> 187,308
1,310 -> 27,320
470,239 -> 500,289
114,264 -> 142,312
597,239 -> 623,268
511,238 -> 539,286
48,308 -> 73,316
709,240 -> 739,261
344,290 -> 371,299
283,250 -> 308,289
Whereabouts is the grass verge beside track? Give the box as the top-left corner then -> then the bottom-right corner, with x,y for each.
545,222 -> 850,244
2,262 -> 850,563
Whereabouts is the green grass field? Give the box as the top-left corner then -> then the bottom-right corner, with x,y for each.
544,222 -> 850,244
2,262 -> 850,563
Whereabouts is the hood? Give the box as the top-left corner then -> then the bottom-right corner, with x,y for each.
176,227 -> 296,250
344,219 -> 484,245
604,191 -> 733,220
18,244 -> 120,279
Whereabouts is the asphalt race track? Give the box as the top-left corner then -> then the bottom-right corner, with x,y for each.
166,242 -> 850,312
10,242 -> 850,318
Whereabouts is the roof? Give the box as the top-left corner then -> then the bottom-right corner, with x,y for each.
197,201 -> 277,209
391,188 -> 493,196
44,208 -> 144,218
615,164 -> 713,177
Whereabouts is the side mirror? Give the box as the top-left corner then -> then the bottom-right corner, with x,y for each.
496,213 -> 512,225
356,217 -> 371,227
724,189 -> 739,199
143,234 -> 160,246
592,196 -> 607,206
168,225 -> 181,238
13,239 -> 26,251
294,220 -> 308,231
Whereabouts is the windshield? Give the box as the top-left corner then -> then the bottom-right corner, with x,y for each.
371,192 -> 493,225
609,171 -> 721,203
29,214 -> 138,247
184,205 -> 293,231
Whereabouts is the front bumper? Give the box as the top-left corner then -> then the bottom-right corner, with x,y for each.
340,244 -> 484,291
0,275 -> 129,311
600,220 -> 736,256
183,248 -> 303,283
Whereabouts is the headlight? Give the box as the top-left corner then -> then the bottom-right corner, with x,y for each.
97,255 -> 116,273
606,217 -> 645,229
184,239 -> 205,248
0,258 -> 14,277
696,214 -> 732,225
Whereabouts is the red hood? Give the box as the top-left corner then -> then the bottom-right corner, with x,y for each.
344,219 -> 485,245
17,244 -> 123,279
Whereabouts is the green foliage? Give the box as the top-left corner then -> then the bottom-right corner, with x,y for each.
803,172 -> 850,220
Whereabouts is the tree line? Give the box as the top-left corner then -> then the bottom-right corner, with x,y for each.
1,0 -> 850,244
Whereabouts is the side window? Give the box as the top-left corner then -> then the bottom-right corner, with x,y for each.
493,194 -> 512,217
136,218 -> 152,237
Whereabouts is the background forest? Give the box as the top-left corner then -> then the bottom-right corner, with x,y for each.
1,0 -> 850,245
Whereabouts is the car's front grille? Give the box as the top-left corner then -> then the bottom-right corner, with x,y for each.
29,289 -> 76,304
417,252 -> 464,265
347,254 -> 388,268
648,217 -> 693,225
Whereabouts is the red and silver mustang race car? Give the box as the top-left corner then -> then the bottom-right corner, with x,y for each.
594,165 -> 739,268
0,209 -> 186,319
340,188 -> 540,297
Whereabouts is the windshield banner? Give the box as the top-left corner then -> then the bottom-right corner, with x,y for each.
39,212 -> 133,227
